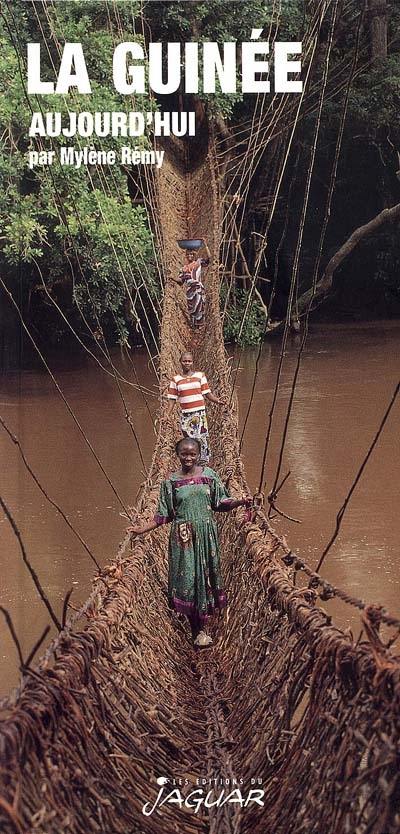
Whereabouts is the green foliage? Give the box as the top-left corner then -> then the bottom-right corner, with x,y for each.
2,0 -> 400,357
0,2 -> 159,347
145,0 -> 271,41
3,200 -> 48,263
317,2 -> 400,144
221,285 -> 266,346
347,56 -> 400,135
145,0 -> 305,43
145,0 -> 306,120
58,193 -> 155,342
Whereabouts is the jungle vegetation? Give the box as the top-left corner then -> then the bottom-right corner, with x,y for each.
0,0 -> 399,365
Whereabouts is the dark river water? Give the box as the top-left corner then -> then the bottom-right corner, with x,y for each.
0,322 -> 399,698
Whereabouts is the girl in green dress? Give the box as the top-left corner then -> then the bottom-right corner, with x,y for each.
128,438 -> 252,647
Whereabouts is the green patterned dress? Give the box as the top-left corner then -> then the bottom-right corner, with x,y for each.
154,467 -> 233,625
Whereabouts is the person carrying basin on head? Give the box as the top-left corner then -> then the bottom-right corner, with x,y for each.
167,351 -> 224,464
127,437 -> 252,648
169,238 -> 210,328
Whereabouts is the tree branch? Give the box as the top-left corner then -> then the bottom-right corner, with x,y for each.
297,201 -> 400,317
264,201 -> 400,336
233,220 -> 269,318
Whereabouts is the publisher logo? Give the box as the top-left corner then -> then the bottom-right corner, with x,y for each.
142,776 -> 264,816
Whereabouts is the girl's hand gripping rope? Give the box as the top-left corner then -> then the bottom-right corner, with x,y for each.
127,524 -> 141,536
244,492 -> 263,523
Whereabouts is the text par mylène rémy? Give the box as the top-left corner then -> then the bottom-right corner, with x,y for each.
26,32 -> 303,169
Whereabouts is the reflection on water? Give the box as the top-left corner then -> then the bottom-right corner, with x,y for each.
238,322 -> 400,629
0,353 -> 158,697
0,322 -> 399,696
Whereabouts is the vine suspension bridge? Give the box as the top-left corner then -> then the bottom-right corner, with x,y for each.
0,126 -> 399,834
1,2 -> 400,832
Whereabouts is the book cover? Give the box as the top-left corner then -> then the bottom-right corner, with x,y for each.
0,2 -> 399,832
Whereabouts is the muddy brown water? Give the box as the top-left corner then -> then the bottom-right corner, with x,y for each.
0,322 -> 399,698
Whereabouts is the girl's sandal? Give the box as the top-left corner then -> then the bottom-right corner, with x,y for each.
194,631 -> 213,647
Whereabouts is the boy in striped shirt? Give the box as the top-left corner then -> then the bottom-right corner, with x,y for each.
167,352 -> 223,462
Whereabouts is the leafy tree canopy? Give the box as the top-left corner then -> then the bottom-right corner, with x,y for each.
0,1 -> 158,349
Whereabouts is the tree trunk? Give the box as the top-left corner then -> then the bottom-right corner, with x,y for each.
266,202 -> 400,334
369,0 -> 387,61
299,201 -> 400,313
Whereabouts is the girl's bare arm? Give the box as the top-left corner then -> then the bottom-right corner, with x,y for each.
202,239 -> 211,259
127,519 -> 158,535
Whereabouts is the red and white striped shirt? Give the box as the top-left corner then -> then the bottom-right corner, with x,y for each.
167,372 -> 211,413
